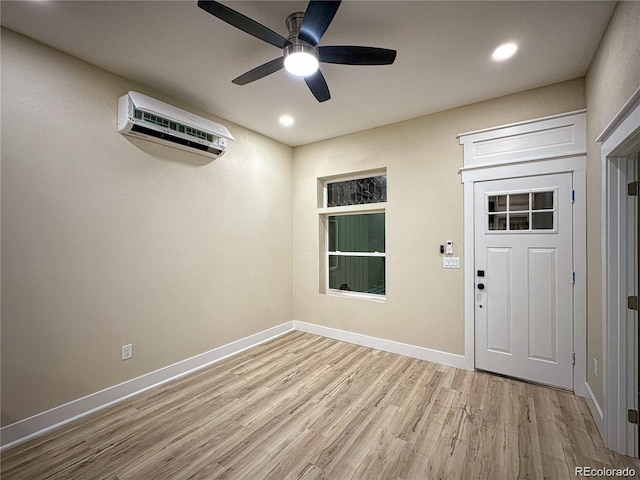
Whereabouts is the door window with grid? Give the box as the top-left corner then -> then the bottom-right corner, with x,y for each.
486,189 -> 557,233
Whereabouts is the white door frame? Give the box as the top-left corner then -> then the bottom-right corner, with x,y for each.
598,87 -> 640,456
459,110 -> 587,398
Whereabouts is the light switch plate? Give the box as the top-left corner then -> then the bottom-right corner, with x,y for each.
443,257 -> 460,269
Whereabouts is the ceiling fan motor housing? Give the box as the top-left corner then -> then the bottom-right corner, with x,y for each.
284,12 -> 318,64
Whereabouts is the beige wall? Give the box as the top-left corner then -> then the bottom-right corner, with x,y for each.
292,79 -> 585,354
585,1 -> 640,407
4,2 -> 637,431
0,29 -> 294,426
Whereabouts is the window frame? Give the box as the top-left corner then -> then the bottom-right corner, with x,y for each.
319,170 -> 387,302
328,217 -> 339,270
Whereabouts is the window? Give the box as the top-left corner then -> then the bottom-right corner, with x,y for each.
328,213 -> 385,294
487,189 -> 556,232
326,175 -> 387,206
320,172 -> 386,300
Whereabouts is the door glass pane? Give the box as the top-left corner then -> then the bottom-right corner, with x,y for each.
532,212 -> 554,230
509,193 -> 530,211
488,195 -> 507,212
533,191 -> 554,210
509,213 -> 530,230
488,214 -> 507,231
328,213 -> 385,253
329,256 -> 385,295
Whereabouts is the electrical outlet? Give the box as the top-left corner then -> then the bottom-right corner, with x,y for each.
593,358 -> 598,377
122,344 -> 133,360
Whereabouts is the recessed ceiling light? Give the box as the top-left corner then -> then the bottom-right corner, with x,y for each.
279,115 -> 295,127
492,42 -> 518,62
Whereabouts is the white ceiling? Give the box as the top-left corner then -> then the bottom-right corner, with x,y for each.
1,1 -> 616,147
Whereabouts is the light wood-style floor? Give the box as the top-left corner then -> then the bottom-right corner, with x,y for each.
2,331 -> 639,480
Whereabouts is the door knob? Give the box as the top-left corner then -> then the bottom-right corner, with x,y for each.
477,283 -> 485,290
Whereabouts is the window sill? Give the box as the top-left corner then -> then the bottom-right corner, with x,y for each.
326,290 -> 386,303
318,204 -> 385,215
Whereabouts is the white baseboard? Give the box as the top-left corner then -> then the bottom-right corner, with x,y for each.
0,322 -> 295,451
293,321 -> 467,370
584,381 -> 605,438
1,320 -> 469,450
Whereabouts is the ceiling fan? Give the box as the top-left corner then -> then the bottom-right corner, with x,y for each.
197,1 -> 397,102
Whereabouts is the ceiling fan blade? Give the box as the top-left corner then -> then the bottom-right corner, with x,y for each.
304,69 -> 331,102
232,57 -> 285,85
298,1 -> 341,47
319,46 -> 397,65
198,1 -> 289,49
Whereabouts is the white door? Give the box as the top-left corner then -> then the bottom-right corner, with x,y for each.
474,172 -> 574,389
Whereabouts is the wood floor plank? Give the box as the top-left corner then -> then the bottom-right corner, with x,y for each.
2,332 -> 639,480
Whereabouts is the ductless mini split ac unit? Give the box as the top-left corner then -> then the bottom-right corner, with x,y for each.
117,91 -> 234,159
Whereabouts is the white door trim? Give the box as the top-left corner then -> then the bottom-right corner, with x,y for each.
598,86 -> 640,456
459,111 -> 587,398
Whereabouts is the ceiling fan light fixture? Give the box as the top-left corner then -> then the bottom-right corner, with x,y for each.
284,45 -> 319,77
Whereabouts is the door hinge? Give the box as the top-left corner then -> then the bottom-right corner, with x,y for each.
571,351 -> 575,365
628,296 -> 639,311
571,190 -> 576,203
628,181 -> 639,197
572,271 -> 576,285
628,409 -> 639,424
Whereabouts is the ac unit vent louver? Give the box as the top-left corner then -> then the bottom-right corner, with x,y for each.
134,109 -> 216,143
118,91 -> 234,159
130,124 -> 223,156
